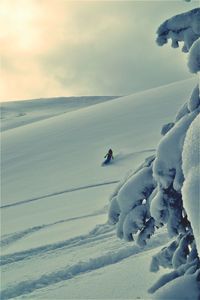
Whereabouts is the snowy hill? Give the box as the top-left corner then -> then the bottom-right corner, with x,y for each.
1,78 -> 196,299
0,96 -> 118,132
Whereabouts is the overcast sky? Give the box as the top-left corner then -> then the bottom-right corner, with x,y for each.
1,0 -> 198,101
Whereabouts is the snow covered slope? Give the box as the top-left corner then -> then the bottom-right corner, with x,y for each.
1,78 -> 196,299
0,96 -> 118,132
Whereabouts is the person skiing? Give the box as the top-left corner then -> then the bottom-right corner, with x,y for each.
103,149 -> 114,165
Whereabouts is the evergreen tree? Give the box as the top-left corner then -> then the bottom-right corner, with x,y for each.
108,7 -> 200,299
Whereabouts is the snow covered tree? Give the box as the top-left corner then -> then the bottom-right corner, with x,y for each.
108,7 -> 200,299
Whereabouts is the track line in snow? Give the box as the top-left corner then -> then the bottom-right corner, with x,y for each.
114,148 -> 155,161
0,210 -> 107,248
1,232 -> 168,300
1,148 -> 155,210
120,148 -> 155,157
0,181 -> 119,209
1,224 -> 115,266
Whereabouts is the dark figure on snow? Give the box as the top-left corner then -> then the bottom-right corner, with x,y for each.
104,149 -> 114,164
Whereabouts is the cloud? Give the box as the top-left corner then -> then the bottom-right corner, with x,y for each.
1,0 -> 198,101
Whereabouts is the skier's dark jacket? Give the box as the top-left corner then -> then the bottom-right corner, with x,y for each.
104,149 -> 114,160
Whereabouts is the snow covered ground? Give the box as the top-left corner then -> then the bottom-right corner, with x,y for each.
0,96 -> 118,132
0,77 -> 196,299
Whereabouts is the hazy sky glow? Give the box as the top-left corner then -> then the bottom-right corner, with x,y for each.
1,0 -> 198,101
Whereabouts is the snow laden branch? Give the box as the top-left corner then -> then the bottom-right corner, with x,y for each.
109,156 -> 156,247
156,8 -> 200,52
182,115 -> 200,255
108,7 -> 200,300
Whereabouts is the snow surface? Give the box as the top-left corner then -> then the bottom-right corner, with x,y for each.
0,96 -> 118,132
1,78 -> 197,299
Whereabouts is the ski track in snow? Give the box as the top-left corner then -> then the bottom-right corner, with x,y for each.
115,148 -> 155,161
0,210 -> 107,248
1,231 -> 168,300
1,223 -> 115,266
1,148 -> 157,299
1,148 -> 155,210
0,181 -> 120,209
